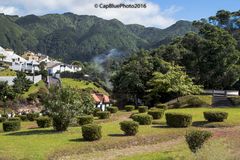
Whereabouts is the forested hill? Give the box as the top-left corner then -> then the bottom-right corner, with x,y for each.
0,13 -> 196,62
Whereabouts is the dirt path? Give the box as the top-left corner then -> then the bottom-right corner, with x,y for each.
58,137 -> 184,160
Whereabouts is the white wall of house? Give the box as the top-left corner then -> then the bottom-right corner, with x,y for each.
0,75 -> 42,85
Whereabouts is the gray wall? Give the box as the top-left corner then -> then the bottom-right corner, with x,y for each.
0,75 -> 42,85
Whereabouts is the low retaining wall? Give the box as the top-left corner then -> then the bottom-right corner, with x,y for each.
0,75 -> 42,85
204,89 -> 239,96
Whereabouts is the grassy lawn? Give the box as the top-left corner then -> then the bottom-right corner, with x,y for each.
0,107 -> 239,160
62,78 -> 108,95
0,68 -> 16,76
22,80 -> 46,98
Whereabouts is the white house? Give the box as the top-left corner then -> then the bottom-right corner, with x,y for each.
47,62 -> 82,75
0,47 -> 26,64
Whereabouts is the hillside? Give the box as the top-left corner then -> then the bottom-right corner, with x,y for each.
0,13 -> 196,62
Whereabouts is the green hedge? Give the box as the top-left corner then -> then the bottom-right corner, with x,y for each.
156,104 -> 168,110
0,117 -> 6,123
3,121 -> 21,132
8,117 -> 21,121
107,106 -> 118,113
120,121 -> 139,136
124,105 -> 135,112
97,111 -> 111,119
131,114 -> 152,125
93,108 -> 101,117
77,115 -> 94,125
18,115 -> 28,121
203,111 -> 228,122
27,113 -> 39,121
148,109 -> 164,119
82,124 -> 102,141
165,113 -> 192,127
36,117 -> 51,128
138,106 -> 148,113
185,130 -> 212,153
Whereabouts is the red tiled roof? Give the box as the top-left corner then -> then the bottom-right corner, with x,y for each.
91,93 -> 110,103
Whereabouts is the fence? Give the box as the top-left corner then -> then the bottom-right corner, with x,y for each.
0,75 -> 42,85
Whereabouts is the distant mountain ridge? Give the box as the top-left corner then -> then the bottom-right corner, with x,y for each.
0,13 -> 197,62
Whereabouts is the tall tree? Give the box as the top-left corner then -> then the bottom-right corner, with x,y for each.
0,81 -> 15,114
146,65 -> 202,104
13,72 -> 33,94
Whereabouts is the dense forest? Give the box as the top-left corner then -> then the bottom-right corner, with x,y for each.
109,10 -> 240,106
0,13 -> 196,62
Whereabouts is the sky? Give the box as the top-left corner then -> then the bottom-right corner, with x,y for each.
0,0 -> 239,29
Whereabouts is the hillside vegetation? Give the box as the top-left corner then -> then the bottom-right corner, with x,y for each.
61,78 -> 108,95
0,13 -> 196,62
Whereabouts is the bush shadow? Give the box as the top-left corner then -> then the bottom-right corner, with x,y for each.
69,138 -> 85,142
5,129 -> 58,136
192,121 -> 209,127
108,133 -> 126,137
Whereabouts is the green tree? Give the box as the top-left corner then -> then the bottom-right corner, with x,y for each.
13,72 -> 33,94
43,87 -> 94,131
147,65 -> 202,102
0,81 -> 15,114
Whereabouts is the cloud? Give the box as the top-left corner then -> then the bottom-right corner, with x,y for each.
0,0 -> 182,28
0,6 -> 18,15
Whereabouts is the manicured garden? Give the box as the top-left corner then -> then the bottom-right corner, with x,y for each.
0,107 -> 240,160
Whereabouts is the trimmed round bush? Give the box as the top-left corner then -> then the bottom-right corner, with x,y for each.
27,113 -> 39,121
148,109 -> 164,119
107,106 -> 119,113
185,130 -> 212,153
8,117 -> 21,121
0,117 -> 6,123
203,111 -> 228,122
138,106 -> 148,113
77,115 -> 94,125
131,114 -> 152,125
36,117 -> 51,128
124,105 -> 135,112
165,113 -> 192,127
3,121 -> 21,132
18,115 -> 28,121
52,116 -> 70,131
120,121 -> 139,136
82,124 -> 102,141
93,108 -> 101,117
156,104 -> 168,110
97,111 -> 111,119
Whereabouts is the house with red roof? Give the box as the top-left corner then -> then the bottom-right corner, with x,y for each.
91,93 -> 111,111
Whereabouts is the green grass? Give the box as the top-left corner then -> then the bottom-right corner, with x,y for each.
22,80 -> 46,98
0,107 -> 239,160
62,78 -> 108,95
0,68 -> 16,76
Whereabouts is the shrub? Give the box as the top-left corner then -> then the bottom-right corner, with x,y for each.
0,117 -> 6,122
138,106 -> 148,113
82,124 -> 102,141
185,130 -> 212,153
107,106 -> 118,113
203,111 -> 228,122
148,109 -> 164,119
18,115 -> 28,121
93,108 -> 101,117
165,113 -> 192,127
156,104 -> 168,110
3,121 -> 21,132
97,111 -> 110,119
36,117 -> 51,128
120,121 -> 139,136
52,116 -> 70,131
77,115 -> 94,125
124,105 -> 135,112
27,113 -> 39,121
8,117 -> 21,121
131,114 -> 152,125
